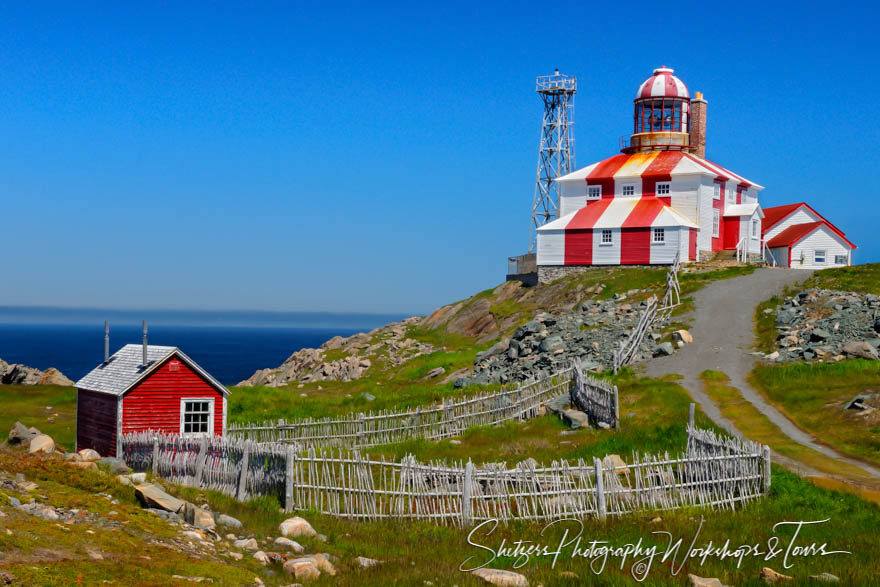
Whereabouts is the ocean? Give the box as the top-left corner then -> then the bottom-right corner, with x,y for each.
0,308 -> 409,385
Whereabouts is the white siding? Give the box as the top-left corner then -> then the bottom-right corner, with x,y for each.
744,213 -> 762,254
592,228 -> 621,265
667,176 -> 700,225
616,179 -> 641,199
790,227 -> 852,270
696,177 -> 716,254
650,227 -> 682,264
536,230 -> 565,266
558,180 -> 588,217
679,227 -> 691,261
764,207 -> 821,241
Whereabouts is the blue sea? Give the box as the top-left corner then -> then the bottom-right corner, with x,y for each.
0,307 -> 409,385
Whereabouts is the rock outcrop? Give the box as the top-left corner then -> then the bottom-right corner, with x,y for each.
767,289 -> 880,363
0,359 -> 73,386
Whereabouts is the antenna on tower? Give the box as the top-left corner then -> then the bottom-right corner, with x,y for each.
529,69 -> 576,252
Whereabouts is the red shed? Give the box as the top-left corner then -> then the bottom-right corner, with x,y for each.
74,343 -> 229,458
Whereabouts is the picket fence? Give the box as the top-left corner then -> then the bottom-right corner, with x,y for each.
120,421 -> 770,527
228,365 -> 618,447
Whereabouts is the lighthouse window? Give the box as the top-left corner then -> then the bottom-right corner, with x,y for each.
587,185 -> 601,200
657,183 -> 670,195
622,185 -> 635,196
712,209 -> 720,237
752,219 -> 759,238
601,229 -> 612,244
727,188 -> 735,202
653,228 -> 666,243
713,184 -> 721,200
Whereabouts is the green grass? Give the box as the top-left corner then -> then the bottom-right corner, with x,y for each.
750,360 -> 880,466
802,262 -> 880,294
754,294 -> 782,353
699,370 -> 878,488
0,384 -> 76,451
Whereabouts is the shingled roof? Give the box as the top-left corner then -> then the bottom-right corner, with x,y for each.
75,344 -> 229,397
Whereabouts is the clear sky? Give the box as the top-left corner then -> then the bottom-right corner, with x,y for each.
1,2 -> 877,315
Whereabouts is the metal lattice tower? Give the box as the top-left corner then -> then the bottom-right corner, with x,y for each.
529,69 -> 576,252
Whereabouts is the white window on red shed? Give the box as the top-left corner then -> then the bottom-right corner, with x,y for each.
168,360 -> 181,372
181,399 -> 214,436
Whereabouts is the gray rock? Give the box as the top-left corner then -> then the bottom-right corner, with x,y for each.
135,483 -> 185,513
562,409 -> 590,430
424,367 -> 446,379
545,395 -> 568,415
361,392 -> 376,402
776,310 -> 794,324
809,573 -> 839,582
539,336 -> 564,352
810,328 -> 832,342
843,341 -> 879,360
217,513 -> 242,528
8,422 -> 40,445
686,575 -> 730,587
183,501 -> 215,529
654,342 -> 674,356
98,458 -> 132,475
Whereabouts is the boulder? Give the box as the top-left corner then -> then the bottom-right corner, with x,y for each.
471,568 -> 529,586
135,483 -> 185,514
687,575 -> 730,587
603,454 -> 630,475
98,458 -> 132,474
273,536 -> 304,553
284,559 -> 320,582
672,329 -> 693,344
217,514 -> 242,528
279,516 -> 316,538
654,342 -> 675,356
355,556 -> 382,568
77,448 -> 101,462
424,367 -> 446,379
539,336 -> 564,353
8,422 -> 40,445
760,566 -> 793,582
562,409 -> 590,430
545,395 -> 569,415
70,461 -> 98,471
28,434 -> 55,454
810,328 -> 832,342
184,502 -> 215,530
842,341 -> 879,360
252,550 -> 270,565
233,538 -> 259,551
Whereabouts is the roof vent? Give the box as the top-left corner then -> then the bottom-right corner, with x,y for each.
104,321 -> 110,363
142,320 -> 148,367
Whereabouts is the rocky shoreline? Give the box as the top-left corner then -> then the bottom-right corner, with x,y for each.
0,359 -> 72,386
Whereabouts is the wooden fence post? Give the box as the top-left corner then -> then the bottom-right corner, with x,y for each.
236,446 -> 250,501
613,385 -> 620,429
151,438 -> 159,476
593,457 -> 606,521
357,414 -> 365,447
688,403 -> 695,429
462,460 -> 474,527
285,445 -> 295,513
194,437 -> 208,486
763,445 -> 772,493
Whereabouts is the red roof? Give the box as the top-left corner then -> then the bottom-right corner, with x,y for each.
766,221 -> 856,249
762,202 -> 849,241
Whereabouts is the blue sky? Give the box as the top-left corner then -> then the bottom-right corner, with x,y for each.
1,1 -> 877,315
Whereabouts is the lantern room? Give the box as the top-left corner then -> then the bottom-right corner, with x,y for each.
624,66 -> 693,154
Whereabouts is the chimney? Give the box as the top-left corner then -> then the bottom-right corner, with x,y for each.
142,320 -> 148,366
689,91 -> 707,158
104,321 -> 110,363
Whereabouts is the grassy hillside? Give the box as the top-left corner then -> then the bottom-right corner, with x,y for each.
802,262 -> 880,293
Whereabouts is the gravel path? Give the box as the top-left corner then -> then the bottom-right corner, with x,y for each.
644,267 -> 880,480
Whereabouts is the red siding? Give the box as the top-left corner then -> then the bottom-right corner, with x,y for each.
564,229 -> 593,265
641,151 -> 683,205
76,389 -> 118,457
620,228 -> 651,264
689,228 -> 697,261
122,355 -> 224,437
586,154 -> 629,198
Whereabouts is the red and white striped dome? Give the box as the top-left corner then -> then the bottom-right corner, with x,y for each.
636,67 -> 689,100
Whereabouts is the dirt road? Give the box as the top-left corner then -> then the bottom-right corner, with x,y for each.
644,267 -> 880,479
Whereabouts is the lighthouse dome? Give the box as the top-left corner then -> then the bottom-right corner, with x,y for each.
636,66 -> 689,100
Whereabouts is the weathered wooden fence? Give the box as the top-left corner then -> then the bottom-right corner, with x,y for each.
121,422 -> 770,527
570,359 -> 619,428
613,251 -> 682,373
228,364 -> 616,448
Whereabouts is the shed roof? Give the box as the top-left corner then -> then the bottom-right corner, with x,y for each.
765,221 -> 856,249
75,344 -> 230,397
761,202 -> 849,242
